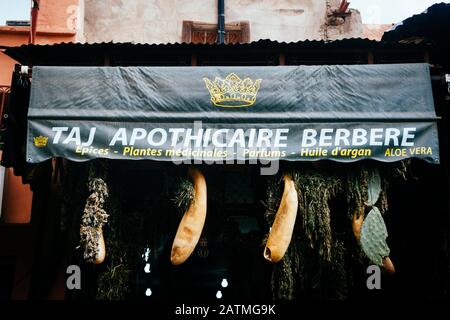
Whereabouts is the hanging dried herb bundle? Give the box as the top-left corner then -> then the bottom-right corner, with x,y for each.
293,169 -> 344,262
322,237 -> 348,300
346,166 -> 392,219
270,238 -> 301,300
80,161 -> 109,263
172,175 -> 195,216
96,193 -> 132,300
263,175 -> 283,224
345,168 -> 369,220
264,162 -> 411,300
264,169 -> 345,300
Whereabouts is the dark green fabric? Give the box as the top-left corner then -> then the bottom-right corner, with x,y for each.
26,64 -> 439,163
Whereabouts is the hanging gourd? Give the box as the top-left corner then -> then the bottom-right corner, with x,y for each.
264,174 -> 299,263
170,167 -> 207,265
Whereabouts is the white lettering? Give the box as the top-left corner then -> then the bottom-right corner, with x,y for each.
52,127 -> 69,144
228,129 -> 246,148
352,128 -> 368,146
81,127 -> 96,147
63,127 -> 81,145
109,128 -> 127,146
183,128 -> 204,148
169,128 -> 185,146
302,129 -> 317,147
402,128 -> 416,147
256,129 -> 273,148
147,128 -> 167,146
129,128 -> 147,146
335,128 -> 351,146
384,128 -> 401,146
319,128 -> 334,147
212,129 -> 229,148
274,129 -> 289,148
369,128 -> 384,146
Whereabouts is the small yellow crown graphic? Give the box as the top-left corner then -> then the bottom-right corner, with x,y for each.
203,73 -> 262,108
33,135 -> 48,148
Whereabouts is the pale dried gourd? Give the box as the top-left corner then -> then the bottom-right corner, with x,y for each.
171,167 -> 207,265
94,227 -> 106,265
264,174 -> 299,263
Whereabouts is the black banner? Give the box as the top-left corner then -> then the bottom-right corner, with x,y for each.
27,64 -> 440,164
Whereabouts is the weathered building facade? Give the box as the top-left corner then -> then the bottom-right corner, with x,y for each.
82,0 -> 363,44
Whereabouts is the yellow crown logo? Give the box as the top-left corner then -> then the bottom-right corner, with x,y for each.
203,73 -> 262,108
33,135 -> 48,148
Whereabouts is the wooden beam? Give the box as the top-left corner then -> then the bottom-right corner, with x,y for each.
240,21 -> 251,43
192,22 -> 243,32
182,21 -> 193,43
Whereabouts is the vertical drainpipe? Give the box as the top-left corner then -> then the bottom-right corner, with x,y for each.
217,0 -> 225,44
29,0 -> 40,45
